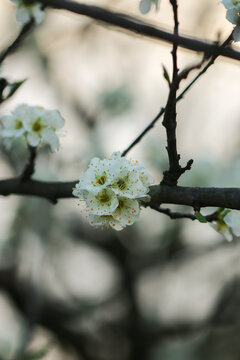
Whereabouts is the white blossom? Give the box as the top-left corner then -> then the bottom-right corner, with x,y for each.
10,0 -> 45,25
86,188 -> 119,216
109,151 -> 153,199
222,0 -> 240,9
211,208 -> 240,241
221,0 -> 240,41
0,104 -> 65,152
89,198 -> 140,231
73,152 -> 154,230
112,197 -> 140,226
224,210 -> 240,237
139,0 -> 159,14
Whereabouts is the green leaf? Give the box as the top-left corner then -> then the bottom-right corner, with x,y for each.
195,211 -> 207,223
4,79 -> 26,101
162,64 -> 171,88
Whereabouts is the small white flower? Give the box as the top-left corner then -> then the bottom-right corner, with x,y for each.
112,197 -> 140,226
86,188 -> 119,216
10,0 -> 45,25
139,0 -> 159,14
73,152 -> 153,231
224,210 -> 240,237
76,158 -> 113,195
109,152 -> 152,199
0,110 -> 25,139
0,104 -> 65,152
221,0 -> 240,41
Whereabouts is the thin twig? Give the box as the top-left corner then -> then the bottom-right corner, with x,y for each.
161,0 -> 191,186
20,146 -> 37,182
122,33 -> 232,156
151,205 -> 218,222
0,21 -> 34,65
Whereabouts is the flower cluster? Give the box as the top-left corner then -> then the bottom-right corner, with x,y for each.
211,208 -> 240,241
139,0 -> 159,14
73,152 -> 154,231
10,0 -> 45,25
0,104 -> 65,152
222,0 -> 240,41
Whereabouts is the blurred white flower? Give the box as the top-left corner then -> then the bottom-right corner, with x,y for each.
139,0 -> 159,14
224,210 -> 240,237
221,0 -> 240,41
10,0 -> 44,25
211,208 -> 240,241
73,152 -> 154,231
0,104 -> 65,152
222,0 -> 240,9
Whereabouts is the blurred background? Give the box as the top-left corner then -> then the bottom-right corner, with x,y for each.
1,0 -> 240,359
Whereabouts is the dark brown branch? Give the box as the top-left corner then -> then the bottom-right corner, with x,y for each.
2,178 -> 240,211
20,146 -> 37,182
149,185 -> 240,210
151,205 -> 218,222
37,0 -> 239,61
161,0 -> 184,186
0,178 -> 76,204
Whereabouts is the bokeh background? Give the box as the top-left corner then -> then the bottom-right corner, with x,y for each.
1,0 -> 240,359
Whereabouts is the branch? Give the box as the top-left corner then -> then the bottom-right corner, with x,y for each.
2,178 -> 240,210
122,33 -> 233,156
151,206 -> 218,222
0,21 -> 34,65
0,178 -> 75,204
161,0 -> 187,186
149,185 -> 240,210
20,146 -> 37,182
37,0 -> 239,61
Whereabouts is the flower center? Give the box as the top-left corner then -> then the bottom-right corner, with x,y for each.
32,118 -> 42,132
118,199 -> 125,209
116,176 -> 128,190
97,190 -> 111,203
96,173 -> 107,185
15,120 -> 23,129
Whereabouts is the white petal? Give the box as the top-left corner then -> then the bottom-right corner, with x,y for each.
109,151 -> 122,160
226,8 -> 240,24
224,210 -> 240,236
45,110 -> 65,130
26,132 -> 40,147
113,198 -> 140,226
211,221 -> 233,241
89,214 -> 124,231
16,6 -> 31,24
139,0 -> 151,14
1,115 -> 15,129
86,189 -> 119,215
41,128 -> 60,152
233,25 -> 240,41
32,4 -> 45,25
222,0 -> 234,9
